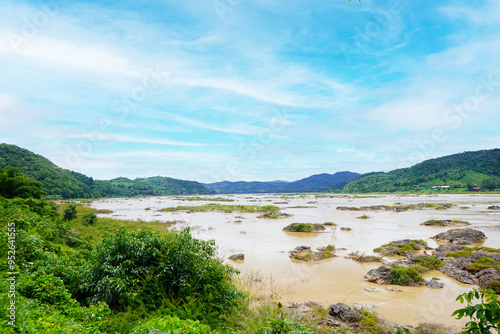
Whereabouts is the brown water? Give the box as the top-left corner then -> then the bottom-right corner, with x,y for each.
91,193 -> 500,329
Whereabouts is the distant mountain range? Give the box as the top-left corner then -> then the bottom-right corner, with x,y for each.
343,149 -> 500,193
2,143 -> 498,198
204,172 -> 361,194
0,144 -> 212,199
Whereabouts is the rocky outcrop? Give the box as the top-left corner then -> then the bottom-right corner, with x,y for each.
421,219 -> 470,227
373,239 -> 429,256
289,245 -> 335,262
283,223 -> 326,232
432,244 -> 500,289
228,253 -> 244,261
426,279 -> 444,289
432,228 -> 486,245
327,303 -> 362,323
336,203 -> 452,212
364,264 -> 394,285
488,205 -> 500,210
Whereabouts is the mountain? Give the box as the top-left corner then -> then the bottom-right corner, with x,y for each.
343,149 -> 500,193
0,144 -> 213,199
204,171 -> 360,194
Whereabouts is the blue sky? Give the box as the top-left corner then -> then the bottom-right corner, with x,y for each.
0,0 -> 499,183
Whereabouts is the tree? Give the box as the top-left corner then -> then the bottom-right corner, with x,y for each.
63,204 -> 77,221
0,166 -> 44,199
480,178 -> 499,191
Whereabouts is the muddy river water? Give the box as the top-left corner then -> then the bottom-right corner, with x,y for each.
91,193 -> 500,329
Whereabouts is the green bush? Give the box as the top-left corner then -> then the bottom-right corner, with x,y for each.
414,256 -> 444,270
18,272 -> 77,309
288,223 -> 316,232
85,227 -> 243,325
63,204 -> 78,221
81,213 -> 97,225
129,315 -> 214,334
390,265 -> 424,286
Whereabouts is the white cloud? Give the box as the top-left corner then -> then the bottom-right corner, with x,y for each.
68,134 -> 206,147
440,1 -> 500,26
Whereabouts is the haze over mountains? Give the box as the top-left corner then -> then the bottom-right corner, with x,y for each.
204,172 -> 360,194
1,143 -> 499,198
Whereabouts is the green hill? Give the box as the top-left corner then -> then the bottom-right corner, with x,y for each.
0,143 -> 213,199
343,149 -> 500,193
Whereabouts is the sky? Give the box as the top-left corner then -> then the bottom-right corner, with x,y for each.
0,0 -> 499,183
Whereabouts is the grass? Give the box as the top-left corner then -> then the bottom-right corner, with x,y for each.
257,212 -> 291,219
61,203 -> 175,243
357,214 -> 370,219
95,209 -> 113,214
348,251 -> 383,263
160,204 -> 279,213
414,256 -> 444,270
323,222 -> 337,226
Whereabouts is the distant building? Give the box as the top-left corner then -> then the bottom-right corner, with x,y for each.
473,187 -> 481,191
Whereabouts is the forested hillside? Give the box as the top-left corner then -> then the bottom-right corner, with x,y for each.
0,144 -> 212,199
343,149 -> 500,193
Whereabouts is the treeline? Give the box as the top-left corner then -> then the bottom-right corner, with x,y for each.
0,144 -> 212,199
343,149 -> 500,193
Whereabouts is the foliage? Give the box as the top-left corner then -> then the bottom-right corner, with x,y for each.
414,256 -> 444,270
0,143 -> 213,199
358,310 -> 392,334
161,204 -> 279,213
287,223 -> 317,232
129,315 -> 215,334
452,288 -> 500,333
81,213 -> 97,225
85,226 -> 243,325
0,166 -> 44,199
63,203 -> 78,221
255,318 -> 314,334
343,148 -> 500,193
390,265 -> 425,286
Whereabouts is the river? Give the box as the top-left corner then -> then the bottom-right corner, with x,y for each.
91,193 -> 500,329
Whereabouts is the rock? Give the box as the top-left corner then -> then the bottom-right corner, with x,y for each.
374,239 -> 429,256
421,219 -> 469,227
364,264 -> 394,285
432,277 -> 440,281
353,303 -> 374,312
294,245 -> 311,252
488,205 -> 500,210
439,263 -> 477,284
289,245 -> 335,262
228,253 -> 244,261
432,228 -> 486,245
363,287 -> 380,292
283,223 -> 326,232
385,287 -> 403,292
476,267 -> 500,290
302,302 -> 313,308
426,280 -> 444,289
327,303 -> 362,323
340,227 -> 352,231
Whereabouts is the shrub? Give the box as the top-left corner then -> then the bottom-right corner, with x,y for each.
476,256 -> 495,264
358,310 -> 391,334
414,256 -> 444,270
63,204 -> 78,221
85,227 -> 243,325
81,213 -> 97,225
129,315 -> 214,334
390,265 -> 424,286
18,272 -> 77,309
453,288 -> 500,333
